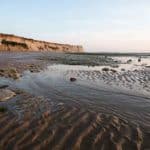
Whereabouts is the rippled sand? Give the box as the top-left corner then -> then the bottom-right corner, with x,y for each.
0,52 -> 150,150
0,104 -> 147,150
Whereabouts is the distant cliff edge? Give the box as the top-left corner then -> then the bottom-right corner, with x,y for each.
0,33 -> 83,52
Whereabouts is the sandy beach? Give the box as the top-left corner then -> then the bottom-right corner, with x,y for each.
0,52 -> 150,150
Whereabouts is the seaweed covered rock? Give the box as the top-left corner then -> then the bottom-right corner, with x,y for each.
0,67 -> 20,79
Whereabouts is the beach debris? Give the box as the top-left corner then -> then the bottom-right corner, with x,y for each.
0,89 -> 16,102
70,77 -> 77,82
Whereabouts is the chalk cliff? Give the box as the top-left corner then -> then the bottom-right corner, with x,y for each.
0,33 -> 83,52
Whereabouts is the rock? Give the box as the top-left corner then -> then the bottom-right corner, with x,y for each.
127,59 -> 132,63
0,106 -> 7,113
0,89 -> 16,102
58,102 -> 64,106
8,68 -> 20,79
102,68 -> 109,71
70,77 -> 77,82
0,85 -> 9,89
121,68 -> 125,71
110,69 -> 117,73
138,57 -> 141,62
145,66 -> 150,68
110,64 -> 119,68
0,68 -> 20,79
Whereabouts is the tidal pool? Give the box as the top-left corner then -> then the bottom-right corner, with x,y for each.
1,59 -> 150,129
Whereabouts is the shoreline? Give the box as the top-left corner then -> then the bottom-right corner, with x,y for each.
0,52 -> 150,149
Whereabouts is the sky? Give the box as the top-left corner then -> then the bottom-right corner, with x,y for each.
0,0 -> 150,52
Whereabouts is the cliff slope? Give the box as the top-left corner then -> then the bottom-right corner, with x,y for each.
0,33 -> 83,52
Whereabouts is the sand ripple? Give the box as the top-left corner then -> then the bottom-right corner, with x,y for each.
0,106 -> 149,150
65,68 -> 150,95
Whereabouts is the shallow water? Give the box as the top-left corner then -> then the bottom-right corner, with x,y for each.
112,56 -> 150,70
1,55 -> 150,129
1,53 -> 150,149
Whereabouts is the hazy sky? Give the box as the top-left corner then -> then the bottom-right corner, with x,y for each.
0,0 -> 150,52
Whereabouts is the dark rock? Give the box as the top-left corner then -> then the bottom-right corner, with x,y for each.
0,107 -> 7,113
146,66 -> 150,68
102,68 -> 109,71
138,57 -> 141,62
127,59 -> 132,63
121,68 -> 125,71
70,77 -> 77,82
110,69 -> 117,73
0,85 -> 9,89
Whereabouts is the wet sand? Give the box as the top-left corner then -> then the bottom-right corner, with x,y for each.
0,52 -> 150,150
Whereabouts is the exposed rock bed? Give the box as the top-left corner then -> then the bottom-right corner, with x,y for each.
0,89 -> 16,102
0,68 -> 20,79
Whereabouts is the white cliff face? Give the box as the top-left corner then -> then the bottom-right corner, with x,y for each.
0,33 -> 84,52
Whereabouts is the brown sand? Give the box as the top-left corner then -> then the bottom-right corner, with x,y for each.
0,52 -> 150,150
0,105 -> 148,150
